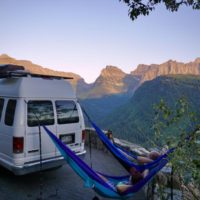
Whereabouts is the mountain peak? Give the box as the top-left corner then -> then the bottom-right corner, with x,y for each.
194,57 -> 200,64
165,59 -> 176,63
100,65 -> 126,78
0,54 -> 14,59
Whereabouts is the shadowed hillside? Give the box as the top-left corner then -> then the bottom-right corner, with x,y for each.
97,75 -> 200,145
80,93 -> 132,125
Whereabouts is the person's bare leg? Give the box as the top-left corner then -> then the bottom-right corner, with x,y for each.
137,156 -> 153,164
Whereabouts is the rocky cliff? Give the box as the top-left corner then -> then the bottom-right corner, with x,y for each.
131,58 -> 200,83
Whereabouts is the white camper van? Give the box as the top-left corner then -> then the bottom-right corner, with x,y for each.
0,65 -> 86,175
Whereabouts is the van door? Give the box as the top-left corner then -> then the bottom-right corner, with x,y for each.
55,100 -> 81,155
25,100 -> 57,162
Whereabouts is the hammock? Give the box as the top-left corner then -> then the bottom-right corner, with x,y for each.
43,126 -> 169,199
82,109 -> 174,172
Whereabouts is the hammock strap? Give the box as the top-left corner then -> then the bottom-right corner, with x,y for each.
38,123 -> 44,200
81,105 -> 95,168
24,100 -> 44,200
89,128 -> 93,169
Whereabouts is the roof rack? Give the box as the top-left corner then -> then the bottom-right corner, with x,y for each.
0,64 -> 73,80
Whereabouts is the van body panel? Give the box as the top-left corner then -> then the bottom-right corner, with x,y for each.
25,127 -> 57,161
0,77 -> 76,98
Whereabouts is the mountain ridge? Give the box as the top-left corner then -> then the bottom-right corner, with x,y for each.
0,54 -> 82,88
1,54 -> 200,98
131,59 -> 200,83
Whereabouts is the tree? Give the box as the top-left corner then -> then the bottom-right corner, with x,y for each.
152,97 -> 200,199
120,0 -> 200,20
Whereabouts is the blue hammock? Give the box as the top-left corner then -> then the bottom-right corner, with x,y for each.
82,109 -> 174,172
43,126 -> 169,199
91,121 -> 174,171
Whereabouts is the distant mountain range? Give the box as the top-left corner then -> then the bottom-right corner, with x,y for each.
1,54 -> 200,99
1,54 -> 200,144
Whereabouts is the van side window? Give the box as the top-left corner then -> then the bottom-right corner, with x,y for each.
55,101 -> 79,124
0,98 -> 5,121
27,101 -> 54,127
5,99 -> 17,126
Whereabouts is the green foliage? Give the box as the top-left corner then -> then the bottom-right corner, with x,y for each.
153,97 -> 200,197
120,0 -> 200,20
171,128 -> 200,187
152,97 -> 196,147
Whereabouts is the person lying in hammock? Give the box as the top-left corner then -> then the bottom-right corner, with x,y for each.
115,167 -> 149,193
106,129 -> 168,164
98,166 -> 149,194
106,129 -> 115,144
136,145 -> 168,164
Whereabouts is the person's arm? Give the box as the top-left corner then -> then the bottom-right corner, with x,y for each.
116,183 -> 132,193
142,169 -> 149,178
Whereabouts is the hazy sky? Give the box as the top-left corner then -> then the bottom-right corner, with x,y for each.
1,1 -> 200,83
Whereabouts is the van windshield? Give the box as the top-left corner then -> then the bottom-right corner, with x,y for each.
27,101 -> 54,127
55,101 -> 79,124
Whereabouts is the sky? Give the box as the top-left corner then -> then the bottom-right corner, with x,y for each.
1,0 -> 200,83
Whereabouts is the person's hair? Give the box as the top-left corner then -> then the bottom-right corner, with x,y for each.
149,151 -> 160,160
107,130 -> 113,139
129,167 -> 143,184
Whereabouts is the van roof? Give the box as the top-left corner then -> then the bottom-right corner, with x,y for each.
0,64 -> 76,98
0,76 -> 76,98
